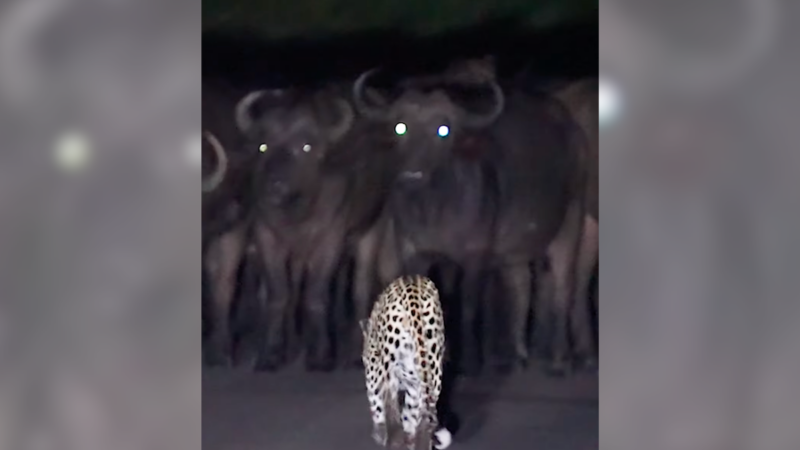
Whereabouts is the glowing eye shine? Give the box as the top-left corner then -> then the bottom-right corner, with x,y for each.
302,144 -> 311,152
438,125 -> 449,137
259,143 -> 268,152
395,122 -> 407,135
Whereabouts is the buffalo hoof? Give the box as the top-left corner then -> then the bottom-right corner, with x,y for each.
574,355 -> 598,373
493,361 -> 515,375
255,349 -> 286,372
203,345 -> 231,368
492,355 -> 525,375
306,354 -> 335,372
203,353 -> 231,368
543,357 -> 571,378
346,357 -> 365,370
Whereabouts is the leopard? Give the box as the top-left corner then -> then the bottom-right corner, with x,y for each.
360,274 -> 452,450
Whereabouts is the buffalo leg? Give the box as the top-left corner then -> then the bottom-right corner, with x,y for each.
203,226 -> 246,367
436,262 -> 460,368
333,254 -> 353,367
544,201 -> 583,376
253,224 -> 291,371
532,258 -> 554,356
571,215 -> 599,371
436,263 -> 460,299
502,262 -> 532,371
459,261 -> 484,376
285,258 -> 305,363
377,217 -> 403,286
303,237 -> 343,371
349,225 -> 381,368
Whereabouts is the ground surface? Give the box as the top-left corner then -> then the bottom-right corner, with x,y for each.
203,363 -> 598,450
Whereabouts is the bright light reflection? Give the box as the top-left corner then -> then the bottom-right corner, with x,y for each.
599,77 -> 622,127
259,143 -> 268,152
438,125 -> 449,137
54,130 -> 91,172
395,122 -> 407,135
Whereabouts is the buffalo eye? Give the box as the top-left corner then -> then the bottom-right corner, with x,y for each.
437,125 -> 449,137
259,143 -> 268,152
302,143 -> 312,152
395,122 -> 407,135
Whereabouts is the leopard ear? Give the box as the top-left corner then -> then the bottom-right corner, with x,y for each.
359,319 -> 369,334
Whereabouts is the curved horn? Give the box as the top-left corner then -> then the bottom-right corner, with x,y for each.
326,98 -> 355,142
235,90 -> 266,132
352,68 -> 391,120
461,80 -> 505,128
202,131 -> 228,192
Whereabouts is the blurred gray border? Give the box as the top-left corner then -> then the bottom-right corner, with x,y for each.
0,0 -> 200,449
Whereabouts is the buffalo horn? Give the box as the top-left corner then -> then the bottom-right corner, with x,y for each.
235,90 -> 266,133
326,98 -> 355,142
352,68 -> 391,120
461,80 -> 505,128
201,130 -> 228,192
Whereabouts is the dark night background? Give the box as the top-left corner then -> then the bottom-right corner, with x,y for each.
202,0 -> 598,87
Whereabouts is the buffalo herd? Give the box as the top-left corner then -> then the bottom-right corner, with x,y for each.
201,55 -> 599,377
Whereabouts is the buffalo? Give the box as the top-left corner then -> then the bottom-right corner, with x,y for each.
352,61 -> 588,375
235,85 -> 395,371
552,79 -> 599,369
202,80 -> 259,366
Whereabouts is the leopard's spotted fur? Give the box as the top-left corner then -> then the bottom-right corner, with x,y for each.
360,275 -> 451,449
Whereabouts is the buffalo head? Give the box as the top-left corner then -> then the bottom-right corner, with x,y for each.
352,66 -> 504,186
234,88 -> 354,206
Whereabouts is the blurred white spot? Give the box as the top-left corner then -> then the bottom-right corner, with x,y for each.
259,143 -> 268,152
599,77 -> 622,127
395,122 -> 407,135
438,125 -> 450,137
53,130 -> 92,172
434,427 -> 452,449
302,144 -> 311,152
186,133 -> 201,168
